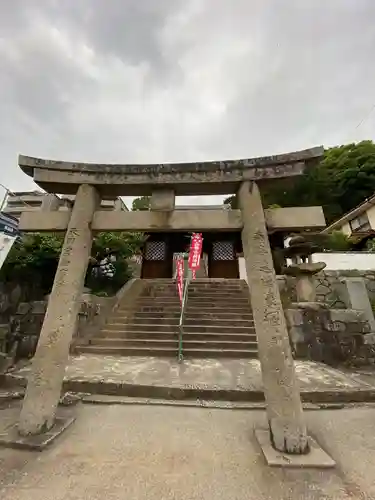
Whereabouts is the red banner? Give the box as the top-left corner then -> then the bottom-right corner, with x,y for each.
176,257 -> 184,303
188,233 -> 203,274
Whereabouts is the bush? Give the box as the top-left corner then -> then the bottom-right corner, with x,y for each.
0,231 -> 145,297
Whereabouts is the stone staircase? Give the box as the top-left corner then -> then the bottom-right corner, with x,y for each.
75,279 -> 258,358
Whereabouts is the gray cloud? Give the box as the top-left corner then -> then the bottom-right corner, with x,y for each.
0,0 -> 375,206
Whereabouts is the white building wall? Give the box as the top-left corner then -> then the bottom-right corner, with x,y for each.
238,257 -> 247,281
238,253 -> 375,281
311,252 -> 375,271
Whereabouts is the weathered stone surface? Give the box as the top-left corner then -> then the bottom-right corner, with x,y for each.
150,189 -> 175,211
278,271 -> 355,309
6,295 -> 106,361
0,352 -> 8,373
41,194 -> 60,212
19,206 -> 326,233
254,429 -> 335,468
8,355 -> 375,403
18,147 -> 324,196
340,278 -> 375,333
238,181 -> 308,454
0,415 -> 75,451
296,276 -> 317,302
59,392 -> 84,406
0,324 -> 8,350
285,306 -> 370,365
0,282 -> 32,336
18,184 -> 100,436
284,262 -> 326,276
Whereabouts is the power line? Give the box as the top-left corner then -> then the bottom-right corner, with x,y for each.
354,103 -> 375,130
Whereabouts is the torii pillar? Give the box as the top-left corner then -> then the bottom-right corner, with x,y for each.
18,184 -> 100,436
238,181 -> 308,454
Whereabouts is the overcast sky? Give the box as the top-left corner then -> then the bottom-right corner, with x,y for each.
1,0 -> 375,207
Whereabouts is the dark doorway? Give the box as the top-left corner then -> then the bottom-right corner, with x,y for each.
141,236 -> 173,278
208,240 -> 239,278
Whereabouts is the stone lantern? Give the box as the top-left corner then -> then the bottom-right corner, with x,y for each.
282,235 -> 326,303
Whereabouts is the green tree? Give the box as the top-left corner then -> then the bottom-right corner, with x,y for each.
0,233 -> 63,297
223,195 -> 237,209
0,231 -> 145,297
223,195 -> 280,210
266,140 -> 375,224
366,238 -> 375,252
132,196 -> 151,211
302,230 -> 354,251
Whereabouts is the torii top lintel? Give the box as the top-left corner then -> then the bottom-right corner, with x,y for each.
18,146 -> 324,197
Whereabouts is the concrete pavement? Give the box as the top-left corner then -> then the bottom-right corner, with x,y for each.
1,402 -> 375,499
7,355 -> 375,402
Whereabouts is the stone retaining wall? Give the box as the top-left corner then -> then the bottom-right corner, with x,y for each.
1,294 -> 113,361
285,304 -> 370,365
0,281 -> 43,354
3,271 -> 375,367
278,271 -> 375,311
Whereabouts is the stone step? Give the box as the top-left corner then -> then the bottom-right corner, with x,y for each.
109,314 -> 254,325
116,306 -> 182,313
105,323 -> 178,333
111,316 -> 180,325
142,281 -> 249,293
140,285 -> 249,297
143,279 -> 246,285
185,303 -> 253,318
192,292 -> 249,297
95,276 -> 259,360
112,311 -> 254,321
139,294 -> 248,301
142,284 -> 248,289
186,300 -> 251,312
76,345 -> 178,356
109,316 -> 254,328
182,348 -> 257,359
138,293 -> 249,300
188,288 -> 248,293
129,302 -> 251,311
139,294 -> 249,302
76,345 -> 258,358
117,303 -> 252,312
136,298 -> 181,303
134,296 -> 250,308
184,324 -> 256,334
88,338 -> 258,350
96,331 -> 257,342
184,318 -> 254,327
186,298 -> 250,304
105,323 -> 256,334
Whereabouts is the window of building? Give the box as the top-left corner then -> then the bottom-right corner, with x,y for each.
349,213 -> 371,232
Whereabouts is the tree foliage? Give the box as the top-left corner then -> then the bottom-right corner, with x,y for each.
305,231 -> 354,252
0,233 -> 63,297
266,140 -> 375,224
223,141 -> 375,224
0,231 -> 145,297
132,196 -> 151,211
223,195 -> 237,209
366,238 -> 375,252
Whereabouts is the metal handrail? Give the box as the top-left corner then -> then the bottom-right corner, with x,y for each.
178,272 -> 190,362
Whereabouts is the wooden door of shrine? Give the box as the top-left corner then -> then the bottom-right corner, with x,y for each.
141,239 -> 173,278
208,240 -> 239,279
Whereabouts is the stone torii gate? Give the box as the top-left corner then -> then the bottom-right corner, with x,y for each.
15,147 -> 326,457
